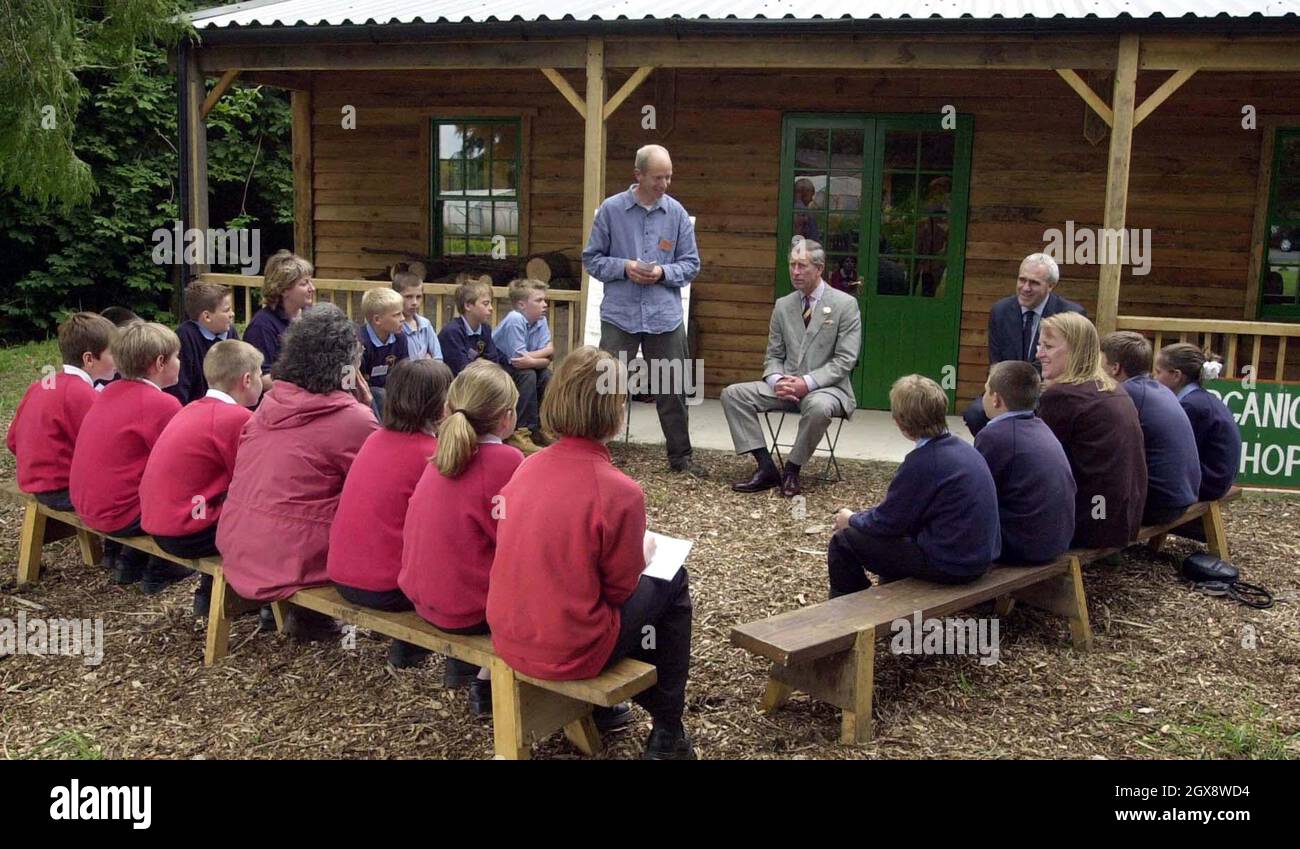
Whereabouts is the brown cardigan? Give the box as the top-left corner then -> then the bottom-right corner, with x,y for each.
1038,380 -> 1148,549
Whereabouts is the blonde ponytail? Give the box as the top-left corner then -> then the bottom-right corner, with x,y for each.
433,361 -> 519,477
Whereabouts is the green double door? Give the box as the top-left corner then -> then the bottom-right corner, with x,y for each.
776,113 -> 973,410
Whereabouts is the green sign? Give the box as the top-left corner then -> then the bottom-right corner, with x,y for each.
1203,380 -> 1300,489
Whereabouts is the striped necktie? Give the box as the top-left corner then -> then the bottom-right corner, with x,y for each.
802,295 -> 812,327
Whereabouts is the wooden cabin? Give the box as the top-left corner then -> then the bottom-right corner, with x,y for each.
183,1 -> 1300,412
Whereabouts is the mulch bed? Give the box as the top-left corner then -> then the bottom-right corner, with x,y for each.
1,442 -> 1297,760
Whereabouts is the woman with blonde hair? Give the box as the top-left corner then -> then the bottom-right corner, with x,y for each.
487,346 -> 696,760
1036,312 -> 1147,548
244,249 -> 317,392
399,360 -> 523,712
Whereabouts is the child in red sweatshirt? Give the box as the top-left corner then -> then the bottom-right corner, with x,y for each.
486,347 -> 695,759
399,360 -> 522,710
140,340 -> 264,615
328,358 -> 452,667
7,312 -> 117,516
69,321 -> 189,592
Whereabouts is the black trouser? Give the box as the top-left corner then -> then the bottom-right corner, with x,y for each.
155,527 -> 218,597
102,516 -> 148,569
35,489 -> 74,512
1143,501 -> 1192,527
335,583 -> 429,659
599,320 -> 693,464
828,526 -> 979,598
506,364 -> 550,433
605,568 -> 692,731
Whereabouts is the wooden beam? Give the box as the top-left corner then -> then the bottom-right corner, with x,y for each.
200,69 -> 240,119
1140,36 -> 1300,71
1097,34 -> 1140,337
232,70 -> 314,90
182,46 -> 210,277
198,41 -> 588,72
291,89 -> 314,266
578,38 -> 606,342
1133,68 -> 1197,127
540,68 -> 586,120
603,66 -> 654,120
605,38 -> 1119,70
1054,69 -> 1113,127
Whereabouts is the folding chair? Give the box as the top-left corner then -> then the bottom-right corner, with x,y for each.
763,409 -> 847,483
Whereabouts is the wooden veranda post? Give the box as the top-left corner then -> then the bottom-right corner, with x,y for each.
180,42 -> 210,282
291,89 -> 315,265
1097,34 -> 1139,335
579,38 -> 606,341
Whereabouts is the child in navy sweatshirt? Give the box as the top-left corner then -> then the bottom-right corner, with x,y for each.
437,277 -> 509,377
169,281 -> 240,405
829,374 -> 1000,597
973,361 -> 1076,564
1101,332 -> 1201,525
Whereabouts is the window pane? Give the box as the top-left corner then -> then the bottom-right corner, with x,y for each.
492,125 -> 520,194
795,128 -> 829,169
826,173 -> 862,211
1269,223 -> 1300,260
883,131 -> 917,169
792,173 -> 825,242
439,158 -> 463,194
876,256 -> 911,296
441,202 -> 467,254
439,124 -> 464,159
1273,182 -> 1300,219
492,202 -> 519,240
461,123 -> 492,191
919,133 -> 955,171
1278,133 -> 1300,180
491,159 -> 518,195
828,254 -> 862,294
916,259 -> 947,298
829,129 -> 864,170
915,215 -> 949,259
1263,264 -> 1299,305
920,175 -> 953,215
881,173 -> 918,254
826,213 -> 860,255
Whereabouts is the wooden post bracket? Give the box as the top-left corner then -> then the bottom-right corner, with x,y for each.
541,65 -> 656,121
201,69 -> 242,119
1055,63 -> 1198,129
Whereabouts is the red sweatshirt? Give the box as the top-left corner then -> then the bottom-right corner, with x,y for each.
6,368 -> 98,493
69,379 -> 181,532
399,441 -> 523,630
140,393 -> 252,537
328,428 -> 439,592
486,437 -> 646,679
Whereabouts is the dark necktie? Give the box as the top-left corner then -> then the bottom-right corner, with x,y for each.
1021,310 -> 1035,361
803,296 -> 812,327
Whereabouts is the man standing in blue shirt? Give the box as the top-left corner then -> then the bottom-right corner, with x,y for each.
583,144 -> 703,476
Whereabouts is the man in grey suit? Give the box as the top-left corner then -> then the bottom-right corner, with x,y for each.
722,238 -> 862,497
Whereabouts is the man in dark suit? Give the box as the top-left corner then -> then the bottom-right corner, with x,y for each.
963,252 -> 1086,436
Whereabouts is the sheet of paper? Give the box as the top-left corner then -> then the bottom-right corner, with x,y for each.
643,531 -> 692,581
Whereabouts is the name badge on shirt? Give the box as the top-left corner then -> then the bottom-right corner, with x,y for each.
658,238 -> 674,251
370,364 -> 389,378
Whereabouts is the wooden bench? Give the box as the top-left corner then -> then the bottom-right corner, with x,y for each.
1,481 -> 262,666
271,586 -> 658,759
729,488 -> 1241,745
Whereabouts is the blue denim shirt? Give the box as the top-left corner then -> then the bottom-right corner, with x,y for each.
582,185 -> 701,335
495,309 -> 551,359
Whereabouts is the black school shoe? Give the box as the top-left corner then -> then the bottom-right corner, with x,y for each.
111,549 -> 146,585
193,574 -> 214,617
593,703 -> 633,733
138,557 -> 195,595
468,677 -> 492,717
387,640 -> 431,669
642,725 -> 697,760
444,657 -> 480,688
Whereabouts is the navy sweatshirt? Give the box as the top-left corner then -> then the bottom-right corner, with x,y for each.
849,432 -> 1001,577
168,320 -> 240,405
974,411 -> 1077,564
1122,374 -> 1201,511
1180,386 -> 1241,501
437,316 -> 510,376
358,324 -> 409,389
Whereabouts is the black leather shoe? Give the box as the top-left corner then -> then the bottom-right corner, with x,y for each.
388,640 -> 431,669
642,725 -> 697,760
732,466 -> 781,493
468,678 -> 493,717
593,703 -> 633,733
138,558 -> 195,595
669,459 -> 709,478
444,657 -> 480,688
111,554 -> 144,586
780,469 -> 802,498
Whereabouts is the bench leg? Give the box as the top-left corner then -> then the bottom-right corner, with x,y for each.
840,630 -> 875,746
270,601 -> 288,632
205,567 -> 233,666
761,677 -> 793,714
1013,556 -> 1093,651
17,501 -> 47,587
562,714 -> 603,757
1203,502 -> 1230,560
490,659 -> 530,760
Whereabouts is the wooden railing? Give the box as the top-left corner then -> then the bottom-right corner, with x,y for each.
199,273 -> 585,361
1116,315 -> 1300,383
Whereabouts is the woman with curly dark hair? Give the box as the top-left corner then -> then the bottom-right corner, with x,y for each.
217,304 -> 378,631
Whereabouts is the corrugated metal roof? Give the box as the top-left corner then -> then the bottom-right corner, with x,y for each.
189,0 -> 1300,29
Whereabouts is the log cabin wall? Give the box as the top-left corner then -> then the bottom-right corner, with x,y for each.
307,67 -> 1300,404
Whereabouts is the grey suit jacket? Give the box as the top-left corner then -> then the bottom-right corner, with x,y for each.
763,284 -> 863,417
